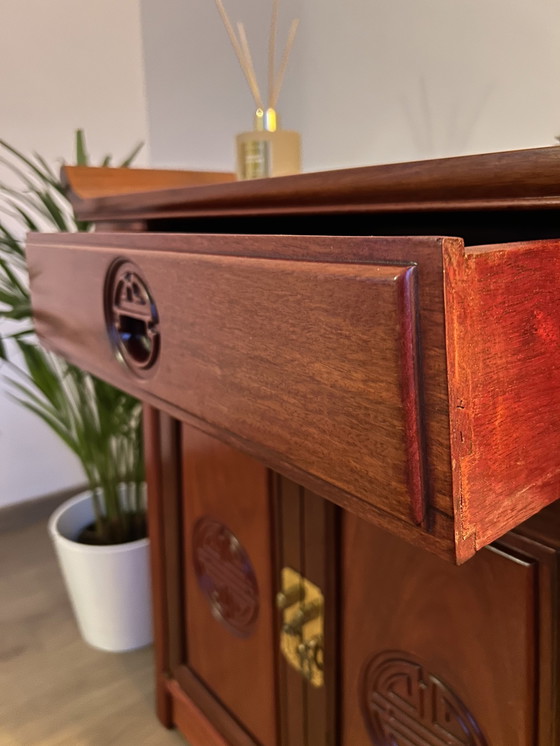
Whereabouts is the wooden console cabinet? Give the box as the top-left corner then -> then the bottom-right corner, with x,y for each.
27,147 -> 560,745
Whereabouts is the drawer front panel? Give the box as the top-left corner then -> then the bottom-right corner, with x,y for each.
29,240 -> 423,526
28,232 -> 459,556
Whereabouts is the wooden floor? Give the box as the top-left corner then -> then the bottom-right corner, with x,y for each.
0,516 -> 187,746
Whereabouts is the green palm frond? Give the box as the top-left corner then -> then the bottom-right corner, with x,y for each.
120,141 -> 144,168
2,201 -> 42,232
0,139 -> 62,190
0,223 -> 25,257
32,152 -> 58,182
75,129 -> 89,166
0,130 -> 145,544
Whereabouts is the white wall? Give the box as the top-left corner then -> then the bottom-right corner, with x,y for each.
140,0 -> 560,172
0,0 -> 149,507
140,0 -> 301,170
291,0 -> 560,171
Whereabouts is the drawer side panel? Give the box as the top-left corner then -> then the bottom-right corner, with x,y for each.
445,239 -> 560,558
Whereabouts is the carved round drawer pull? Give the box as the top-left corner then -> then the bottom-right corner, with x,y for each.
104,261 -> 160,375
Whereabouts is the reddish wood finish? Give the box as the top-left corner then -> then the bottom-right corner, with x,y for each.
30,225 -> 560,563
173,667 -> 259,746
302,490 -> 339,746
274,477 -> 306,746
62,165 -> 234,202
62,146 -> 560,223
180,424 -> 277,746
28,232 -> 456,556
167,679 -> 231,746
27,152 -> 560,745
341,515 -> 548,746
397,266 -> 425,525
273,479 -> 340,745
157,414 -> 184,671
143,405 -> 173,727
445,239 -> 560,559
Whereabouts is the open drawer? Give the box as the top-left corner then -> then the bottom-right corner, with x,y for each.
26,230 -> 560,562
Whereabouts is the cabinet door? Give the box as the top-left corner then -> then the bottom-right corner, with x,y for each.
145,408 -> 340,746
176,423 -> 278,746
340,513 -> 558,746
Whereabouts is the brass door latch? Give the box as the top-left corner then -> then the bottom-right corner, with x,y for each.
277,567 -> 324,687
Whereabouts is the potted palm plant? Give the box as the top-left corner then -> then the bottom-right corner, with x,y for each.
0,132 -> 151,652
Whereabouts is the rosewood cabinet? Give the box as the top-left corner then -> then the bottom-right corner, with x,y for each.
27,147 -> 560,745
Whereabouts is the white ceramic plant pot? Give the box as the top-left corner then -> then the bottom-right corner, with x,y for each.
48,490 -> 152,652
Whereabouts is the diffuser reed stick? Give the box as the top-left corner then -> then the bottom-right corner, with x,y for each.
214,0 -> 302,179
214,0 -> 298,112
237,22 -> 263,110
268,0 -> 280,108
269,18 -> 300,110
214,0 -> 252,90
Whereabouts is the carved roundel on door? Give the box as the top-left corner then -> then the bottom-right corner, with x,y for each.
361,651 -> 488,746
104,260 -> 160,376
193,517 -> 259,637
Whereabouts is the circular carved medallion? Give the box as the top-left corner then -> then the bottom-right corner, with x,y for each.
361,651 -> 487,746
104,260 -> 159,375
193,518 -> 259,637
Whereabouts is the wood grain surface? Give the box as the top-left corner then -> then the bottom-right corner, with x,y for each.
62,165 -> 234,202
30,161 -> 560,563
22,150 -> 560,746
445,238 -> 560,559
180,424 -> 277,746
28,232 -> 457,558
274,477 -> 307,746
273,479 -> 340,745
143,406 -> 172,725
62,146 -> 560,223
341,514 -> 546,746
144,407 -> 184,725
168,679 -> 230,746
301,489 -> 339,746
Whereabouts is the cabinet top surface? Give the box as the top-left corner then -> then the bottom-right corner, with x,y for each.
63,145 -> 560,224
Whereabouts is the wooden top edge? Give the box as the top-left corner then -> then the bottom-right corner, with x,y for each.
63,146 -> 560,222
61,165 -> 235,202
64,196 -> 560,224
26,231 -> 453,253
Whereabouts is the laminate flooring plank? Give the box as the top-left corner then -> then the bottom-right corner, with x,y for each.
0,519 -> 186,746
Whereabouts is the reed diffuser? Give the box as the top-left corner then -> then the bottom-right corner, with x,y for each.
215,0 -> 301,180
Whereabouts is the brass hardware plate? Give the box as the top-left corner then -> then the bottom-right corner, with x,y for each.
278,567 -> 324,688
